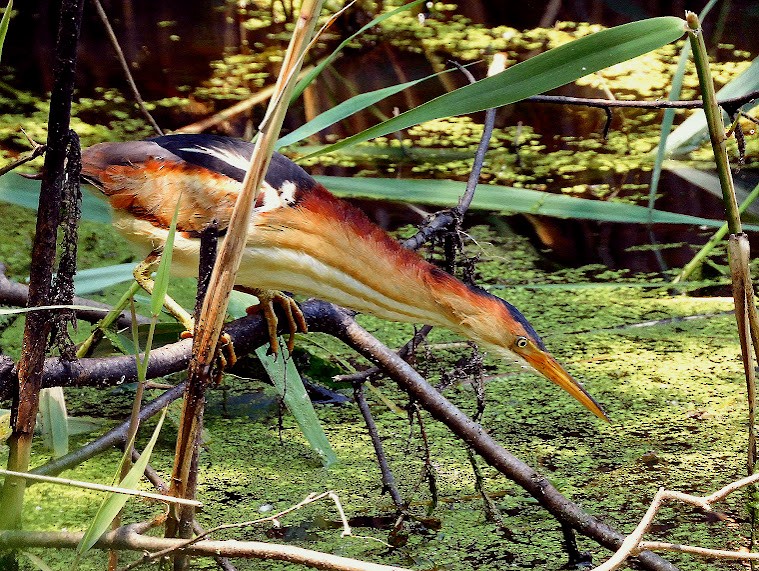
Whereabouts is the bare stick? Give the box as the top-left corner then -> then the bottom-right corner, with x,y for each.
526,90 -> 759,110
312,301 -> 676,571
403,58 -> 499,250
595,472 -> 759,571
0,135 -> 46,177
119,491 -> 366,571
0,526 -> 410,571
90,0 -> 163,136
353,382 -> 405,510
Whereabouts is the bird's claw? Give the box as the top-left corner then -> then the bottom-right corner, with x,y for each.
180,329 -> 237,379
246,289 -> 308,355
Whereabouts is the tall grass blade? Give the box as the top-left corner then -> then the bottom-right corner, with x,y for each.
0,174 -> 112,223
316,174 -> 759,230
73,263 -> 136,295
303,17 -> 686,159
37,387 -> 68,458
21,551 -> 53,571
74,407 -> 168,564
279,69 -> 457,148
665,54 -> 759,156
290,0 -> 425,102
0,0 -> 13,63
256,345 -> 337,467
150,197 -> 181,318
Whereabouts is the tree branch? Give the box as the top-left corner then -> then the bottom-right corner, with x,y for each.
0,264 -> 147,328
309,301 -> 677,571
525,89 -> 759,110
0,526 -> 409,571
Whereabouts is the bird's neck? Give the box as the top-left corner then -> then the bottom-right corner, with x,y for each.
246,185 -> 502,338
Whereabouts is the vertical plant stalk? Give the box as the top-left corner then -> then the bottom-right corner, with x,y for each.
688,9 -> 759,556
686,12 -> 741,234
167,3 -> 324,561
674,182 -> 759,283
729,236 -> 757,472
0,0 -> 84,533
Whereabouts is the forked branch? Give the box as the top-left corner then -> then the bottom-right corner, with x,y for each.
595,472 -> 759,571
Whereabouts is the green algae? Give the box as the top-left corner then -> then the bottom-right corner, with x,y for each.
0,224 -> 751,571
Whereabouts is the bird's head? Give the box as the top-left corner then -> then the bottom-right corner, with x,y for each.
437,282 -> 608,421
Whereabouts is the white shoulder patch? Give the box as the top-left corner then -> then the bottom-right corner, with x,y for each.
180,145 -> 251,172
256,180 -> 298,213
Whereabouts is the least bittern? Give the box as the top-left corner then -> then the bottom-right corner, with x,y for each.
81,134 -> 607,420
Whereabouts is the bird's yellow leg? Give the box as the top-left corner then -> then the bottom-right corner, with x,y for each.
134,249 -> 195,331
238,287 -> 308,354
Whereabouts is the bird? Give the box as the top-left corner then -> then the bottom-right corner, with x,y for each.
80,133 -> 607,421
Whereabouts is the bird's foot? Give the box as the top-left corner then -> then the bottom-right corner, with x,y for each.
180,330 -> 238,379
137,248 -> 236,376
244,289 -> 308,355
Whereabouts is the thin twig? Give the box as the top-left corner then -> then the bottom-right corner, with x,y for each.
0,468 -> 201,507
353,382 -> 406,510
0,137 -> 46,177
133,450 -> 238,571
526,89 -> 759,110
403,59 -> 499,251
335,325 -> 432,384
119,491 -> 380,571
32,383 -> 186,478
90,0 -> 163,136
595,472 -> 759,571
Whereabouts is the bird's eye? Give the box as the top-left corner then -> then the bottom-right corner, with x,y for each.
515,336 -> 528,348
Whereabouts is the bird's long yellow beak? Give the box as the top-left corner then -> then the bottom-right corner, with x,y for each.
523,350 -> 609,421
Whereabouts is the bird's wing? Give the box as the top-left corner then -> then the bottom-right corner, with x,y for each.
81,135 -> 317,235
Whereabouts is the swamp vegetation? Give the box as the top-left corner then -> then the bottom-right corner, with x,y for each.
0,1 -> 758,570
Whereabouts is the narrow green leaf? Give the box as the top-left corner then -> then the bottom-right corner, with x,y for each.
665,160 -> 759,215
649,33 -> 692,212
66,415 -> 104,436
150,197 -> 181,317
303,17 -> 686,159
0,0 -> 13,64
21,551 -> 54,571
316,174 -> 759,230
256,345 -> 337,468
37,387 -> 68,458
228,289 -> 258,318
0,174 -> 113,223
280,69 -> 454,148
290,0 -> 425,102
75,408 -> 168,560
74,263 -> 136,295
